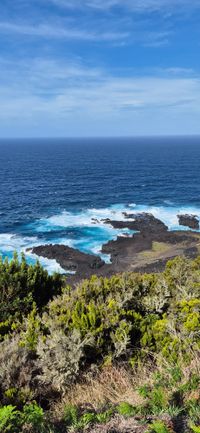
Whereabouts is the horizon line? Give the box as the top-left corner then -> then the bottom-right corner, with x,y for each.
0,133 -> 200,141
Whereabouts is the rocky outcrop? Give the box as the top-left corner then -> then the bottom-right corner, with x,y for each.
31,244 -> 105,278
103,213 -> 168,234
178,214 -> 199,230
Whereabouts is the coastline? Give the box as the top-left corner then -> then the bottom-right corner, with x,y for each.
30,212 -> 200,283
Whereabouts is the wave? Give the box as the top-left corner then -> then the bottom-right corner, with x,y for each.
0,233 -> 38,252
126,204 -> 200,230
0,203 -> 200,273
26,251 -> 71,274
37,206 -> 132,230
0,233 -> 66,274
163,200 -> 174,205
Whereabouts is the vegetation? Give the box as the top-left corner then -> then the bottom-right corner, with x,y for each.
0,253 -> 200,432
0,253 -> 63,339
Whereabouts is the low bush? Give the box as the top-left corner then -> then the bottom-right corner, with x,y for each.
0,255 -> 200,432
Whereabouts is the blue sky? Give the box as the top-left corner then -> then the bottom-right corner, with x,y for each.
1,0 -> 200,137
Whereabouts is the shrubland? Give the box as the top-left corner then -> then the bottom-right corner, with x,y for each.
0,253 -> 62,339
0,253 -> 200,432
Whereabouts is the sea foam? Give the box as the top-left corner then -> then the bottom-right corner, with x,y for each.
0,203 -> 200,274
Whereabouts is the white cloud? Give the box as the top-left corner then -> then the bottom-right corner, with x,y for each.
49,0 -> 200,12
0,1 -> 199,136
0,19 -> 173,47
0,0 -> 183,46
0,21 -> 129,41
0,58 -> 200,127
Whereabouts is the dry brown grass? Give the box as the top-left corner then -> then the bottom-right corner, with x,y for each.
52,351 -> 200,421
85,415 -> 147,433
56,363 -> 154,412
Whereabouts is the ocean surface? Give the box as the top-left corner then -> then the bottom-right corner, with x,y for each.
0,136 -> 200,273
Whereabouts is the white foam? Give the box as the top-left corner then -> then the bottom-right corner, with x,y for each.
128,203 -> 136,208
123,205 -> 200,231
90,245 -> 111,264
26,251 -> 71,274
0,233 -> 68,274
0,233 -> 38,251
163,200 -> 174,205
1,203 -> 200,275
39,206 -> 132,231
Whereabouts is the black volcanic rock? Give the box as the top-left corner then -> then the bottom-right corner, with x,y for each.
178,214 -> 199,230
31,244 -> 105,276
102,213 -> 168,234
30,213 -> 200,285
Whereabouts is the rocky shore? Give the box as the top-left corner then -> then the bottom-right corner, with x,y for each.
30,212 -> 200,283
31,244 -> 105,279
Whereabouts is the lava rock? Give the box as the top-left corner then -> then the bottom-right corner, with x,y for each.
178,214 -> 199,230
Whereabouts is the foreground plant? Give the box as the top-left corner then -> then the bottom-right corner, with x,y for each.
0,403 -> 47,433
0,255 -> 200,432
146,420 -> 172,433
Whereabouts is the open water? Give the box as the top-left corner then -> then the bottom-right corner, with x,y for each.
0,136 -> 200,272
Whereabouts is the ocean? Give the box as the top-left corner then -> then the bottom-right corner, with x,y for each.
0,136 -> 200,273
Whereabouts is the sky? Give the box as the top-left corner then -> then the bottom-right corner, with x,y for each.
1,0 -> 200,137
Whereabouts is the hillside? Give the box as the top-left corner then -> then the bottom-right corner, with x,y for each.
0,254 -> 200,433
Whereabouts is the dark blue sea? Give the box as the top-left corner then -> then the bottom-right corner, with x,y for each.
0,136 -> 200,272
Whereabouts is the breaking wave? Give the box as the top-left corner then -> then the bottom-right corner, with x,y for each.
0,203 -> 200,273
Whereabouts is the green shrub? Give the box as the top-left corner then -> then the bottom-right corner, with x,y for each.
44,256 -> 200,370
190,425 -> 200,433
95,409 -> 113,424
1,255 -> 200,422
63,405 -> 94,430
0,405 -> 20,433
79,412 -> 97,427
150,387 -> 168,414
63,406 -> 113,430
187,399 -> 200,423
0,403 -> 48,433
64,405 -> 79,427
167,366 -> 182,386
0,254 -> 63,338
20,305 -> 41,351
116,402 -> 136,417
22,403 -> 45,432
138,384 -> 168,415
167,405 -> 184,417
146,420 -> 172,433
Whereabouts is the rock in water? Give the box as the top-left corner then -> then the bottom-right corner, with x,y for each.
178,214 -> 199,230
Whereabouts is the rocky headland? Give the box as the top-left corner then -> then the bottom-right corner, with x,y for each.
30,212 -> 200,283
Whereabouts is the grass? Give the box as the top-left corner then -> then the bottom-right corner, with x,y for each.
59,365 -> 148,411
138,242 -> 172,260
51,352 -> 200,432
1,355 -> 200,432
